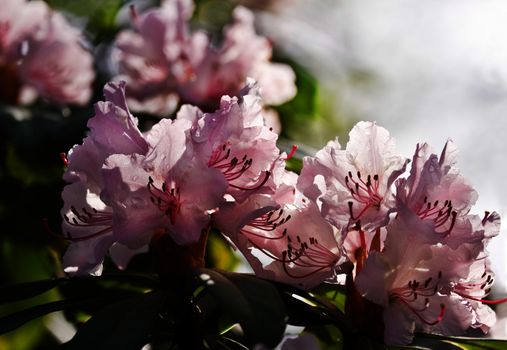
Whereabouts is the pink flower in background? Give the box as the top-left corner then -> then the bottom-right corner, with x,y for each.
113,0 -> 296,115
0,0 -> 94,105
177,6 -> 296,107
298,121 -> 408,232
113,0 -> 195,114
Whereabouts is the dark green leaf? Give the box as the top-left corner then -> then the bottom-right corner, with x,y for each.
0,278 -> 66,304
209,335 -> 250,350
409,333 -> 507,350
195,269 -> 287,348
312,283 -> 347,312
285,156 -> 303,174
194,270 -> 258,341
63,291 -> 167,350
222,272 -> 287,348
0,295 -> 129,335
303,325 -> 344,350
0,273 -> 157,305
273,281 -> 352,334
205,230 -> 240,271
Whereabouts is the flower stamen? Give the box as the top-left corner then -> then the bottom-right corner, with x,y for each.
346,172 -> 382,220
148,176 -> 181,224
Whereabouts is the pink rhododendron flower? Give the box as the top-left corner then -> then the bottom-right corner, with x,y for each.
355,208 -> 500,345
177,6 -> 296,106
101,117 -> 228,247
61,182 -> 114,276
178,79 -> 280,202
113,0 -> 296,114
396,141 -> 478,234
216,166 -> 345,290
298,121 -> 408,232
0,0 -> 94,105
393,141 -> 501,251
61,82 -> 150,275
342,226 -> 386,264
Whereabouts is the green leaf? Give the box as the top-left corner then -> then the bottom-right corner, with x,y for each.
0,273 -> 156,335
208,336 -> 250,350
63,291 -> 167,350
285,156 -> 303,174
273,281 -> 351,334
205,230 -> 240,271
0,279 -> 66,305
222,272 -> 287,348
195,269 -> 287,348
303,325 -> 344,350
0,296 -> 127,335
0,273 -> 158,305
408,333 -> 507,350
312,284 -> 347,312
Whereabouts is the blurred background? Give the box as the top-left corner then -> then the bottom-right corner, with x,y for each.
2,0 -> 507,348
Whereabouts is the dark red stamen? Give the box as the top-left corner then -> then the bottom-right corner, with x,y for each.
148,176 -> 181,224
390,271 -> 445,325
240,208 -> 291,239
59,206 -> 113,242
60,152 -> 68,167
482,211 -> 491,225
209,143 -> 272,192
418,197 -> 457,235
345,172 -> 382,221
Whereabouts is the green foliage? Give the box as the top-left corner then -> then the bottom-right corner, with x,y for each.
205,231 -> 240,271
276,62 -> 350,149
2,268 -> 507,349
63,291 -> 167,350
304,325 -> 344,350
312,284 -> 347,312
195,269 -> 287,348
285,156 -> 303,174
45,0 -> 124,42
193,0 -> 235,34
400,333 -> 507,350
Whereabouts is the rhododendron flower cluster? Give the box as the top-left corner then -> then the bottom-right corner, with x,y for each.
296,123 -> 501,345
60,79 -> 501,346
0,0 -> 94,105
112,0 -> 296,114
61,79 -> 284,275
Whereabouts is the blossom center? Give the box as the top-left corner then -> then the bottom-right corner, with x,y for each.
240,208 -> 291,239
417,197 -> 457,234
346,171 -> 382,220
148,176 -> 181,224
208,143 -> 270,191
389,271 -> 445,325
240,209 -> 340,284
